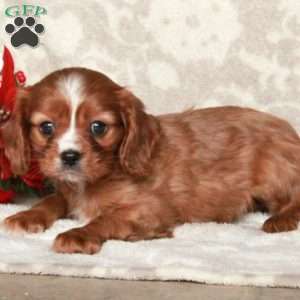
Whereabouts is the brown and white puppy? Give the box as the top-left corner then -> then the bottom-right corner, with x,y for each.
2,67 -> 300,254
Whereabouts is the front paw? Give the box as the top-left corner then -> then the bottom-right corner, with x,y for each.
53,229 -> 102,255
3,210 -> 50,233
262,215 -> 298,233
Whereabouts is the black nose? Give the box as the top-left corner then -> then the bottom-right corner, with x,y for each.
61,150 -> 81,167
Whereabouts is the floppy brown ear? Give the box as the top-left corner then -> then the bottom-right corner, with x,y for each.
1,88 -> 31,175
117,89 -> 161,177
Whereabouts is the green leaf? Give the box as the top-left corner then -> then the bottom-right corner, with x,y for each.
0,177 -> 52,197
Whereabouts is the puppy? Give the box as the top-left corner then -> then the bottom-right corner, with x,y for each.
2,67 -> 300,254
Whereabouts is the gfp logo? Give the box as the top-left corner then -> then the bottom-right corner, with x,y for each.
4,5 -> 47,48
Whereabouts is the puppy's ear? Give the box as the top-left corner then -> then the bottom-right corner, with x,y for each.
1,88 -> 31,175
117,89 -> 160,177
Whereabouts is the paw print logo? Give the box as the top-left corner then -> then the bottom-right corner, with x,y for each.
5,17 -> 45,48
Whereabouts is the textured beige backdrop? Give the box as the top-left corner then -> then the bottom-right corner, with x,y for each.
1,0 -> 300,128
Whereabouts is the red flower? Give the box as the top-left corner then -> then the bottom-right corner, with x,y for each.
0,47 -> 16,112
15,71 -> 26,86
0,189 -> 15,204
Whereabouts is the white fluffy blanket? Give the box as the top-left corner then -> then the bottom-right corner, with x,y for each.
1,200 -> 300,288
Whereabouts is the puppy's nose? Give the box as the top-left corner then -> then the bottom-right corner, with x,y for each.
61,150 -> 81,167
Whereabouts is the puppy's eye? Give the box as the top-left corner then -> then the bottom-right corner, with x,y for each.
90,121 -> 107,136
39,121 -> 55,136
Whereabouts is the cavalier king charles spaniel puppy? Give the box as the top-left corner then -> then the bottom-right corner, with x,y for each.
2,67 -> 300,254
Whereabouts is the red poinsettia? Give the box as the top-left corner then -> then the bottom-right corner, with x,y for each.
0,46 -> 45,203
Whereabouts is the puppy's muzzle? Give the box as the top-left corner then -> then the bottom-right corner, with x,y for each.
61,150 -> 81,167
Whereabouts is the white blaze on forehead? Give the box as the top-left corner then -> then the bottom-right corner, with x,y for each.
57,74 -> 84,152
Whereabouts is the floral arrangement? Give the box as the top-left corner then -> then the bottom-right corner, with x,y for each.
0,46 -> 45,203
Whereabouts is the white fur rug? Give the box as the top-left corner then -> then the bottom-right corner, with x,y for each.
1,200 -> 300,288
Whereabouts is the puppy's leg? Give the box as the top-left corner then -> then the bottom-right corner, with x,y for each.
53,213 -> 173,254
4,195 -> 68,233
263,188 -> 300,233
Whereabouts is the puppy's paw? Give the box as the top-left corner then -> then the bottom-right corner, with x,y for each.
3,210 -> 50,234
53,229 -> 102,255
262,215 -> 298,233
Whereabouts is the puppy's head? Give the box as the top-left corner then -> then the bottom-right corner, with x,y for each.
2,68 -> 160,184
